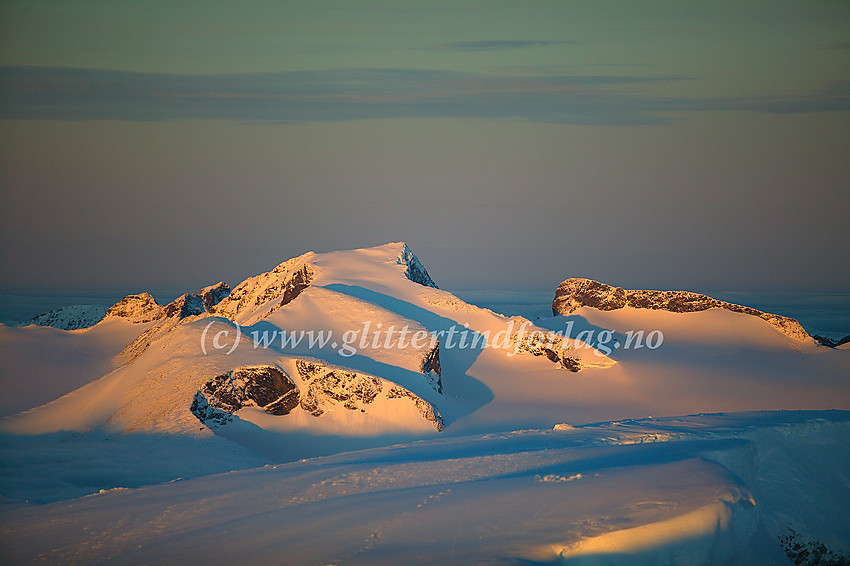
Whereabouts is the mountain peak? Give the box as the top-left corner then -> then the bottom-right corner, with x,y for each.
105,292 -> 163,323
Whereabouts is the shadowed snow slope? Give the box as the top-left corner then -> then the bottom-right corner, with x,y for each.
1,411 -> 847,565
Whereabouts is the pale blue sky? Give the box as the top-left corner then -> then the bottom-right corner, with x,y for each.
1,1 -> 848,294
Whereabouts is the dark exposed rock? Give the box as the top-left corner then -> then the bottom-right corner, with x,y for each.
280,265 -> 313,305
299,384 -> 323,417
398,243 -> 438,288
163,293 -> 206,319
200,282 -> 231,311
190,391 -> 232,427
264,264 -> 315,315
191,366 -> 299,426
552,278 -> 812,342
208,255 -> 313,319
552,279 -> 627,315
293,359 -> 442,429
779,527 -> 850,566
420,343 -> 443,393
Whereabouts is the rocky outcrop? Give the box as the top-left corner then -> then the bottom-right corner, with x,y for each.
116,284 -> 233,364
397,243 -> 438,288
512,331 -> 581,372
105,293 -> 164,323
296,360 -> 382,416
420,343 -> 442,393
779,527 -> 850,566
199,282 -> 231,311
162,293 -> 206,319
212,256 -> 314,320
267,264 -> 314,315
295,359 -> 444,430
21,304 -> 108,330
552,278 -> 812,343
191,366 -> 299,427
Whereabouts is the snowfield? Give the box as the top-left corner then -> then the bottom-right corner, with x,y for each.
2,412 -> 848,565
1,243 -> 848,564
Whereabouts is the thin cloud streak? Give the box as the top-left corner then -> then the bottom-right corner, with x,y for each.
1,66 -> 847,125
437,40 -> 575,51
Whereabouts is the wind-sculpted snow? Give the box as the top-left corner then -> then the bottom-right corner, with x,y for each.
553,277 -> 812,343
1,411 -> 847,565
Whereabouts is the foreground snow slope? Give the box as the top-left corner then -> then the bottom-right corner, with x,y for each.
1,411 -> 847,565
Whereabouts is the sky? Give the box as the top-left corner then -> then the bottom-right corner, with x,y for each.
1,0 -> 848,299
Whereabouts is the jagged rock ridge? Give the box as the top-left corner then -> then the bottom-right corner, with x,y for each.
117,284 -> 232,364
552,278 -> 812,343
211,255 -> 314,320
199,282 -> 231,311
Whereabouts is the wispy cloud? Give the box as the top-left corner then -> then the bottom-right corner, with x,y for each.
437,40 -> 574,51
1,66 -> 847,125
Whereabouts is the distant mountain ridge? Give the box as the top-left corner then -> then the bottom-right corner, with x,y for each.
19,304 -> 108,331
551,277 -> 824,344
8,258 -> 845,351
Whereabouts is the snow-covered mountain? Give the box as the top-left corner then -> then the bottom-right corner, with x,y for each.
0,243 -> 615,454
4,244 -> 849,444
1,242 -> 849,565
